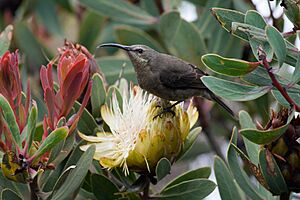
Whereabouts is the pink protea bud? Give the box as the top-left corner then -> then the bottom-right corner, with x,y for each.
57,51 -> 89,116
0,50 -> 22,110
58,40 -> 107,85
0,50 -> 30,132
40,42 -> 92,133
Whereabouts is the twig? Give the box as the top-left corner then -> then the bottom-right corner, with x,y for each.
283,30 -> 298,38
29,178 -> 39,200
141,177 -> 150,200
280,192 -> 290,200
258,49 -> 300,112
267,0 -> 276,24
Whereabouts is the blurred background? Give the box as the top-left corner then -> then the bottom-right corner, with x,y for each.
0,0 -> 297,199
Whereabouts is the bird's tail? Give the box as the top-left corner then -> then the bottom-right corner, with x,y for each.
210,93 -> 235,118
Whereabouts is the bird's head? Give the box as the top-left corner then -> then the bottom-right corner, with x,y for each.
98,43 -> 156,67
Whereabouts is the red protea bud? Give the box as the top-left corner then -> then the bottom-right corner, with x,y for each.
0,50 -> 22,110
58,40 -> 107,85
40,42 -> 92,133
0,50 -> 30,132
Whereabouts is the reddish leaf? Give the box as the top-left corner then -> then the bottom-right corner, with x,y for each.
61,58 -> 87,97
69,81 -> 92,133
40,65 -> 50,91
58,51 -> 73,85
61,73 -> 83,116
45,88 -> 58,129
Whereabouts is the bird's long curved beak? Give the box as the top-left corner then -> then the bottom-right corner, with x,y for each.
97,43 -> 131,51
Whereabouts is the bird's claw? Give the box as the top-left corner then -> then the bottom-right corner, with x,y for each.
153,107 -> 175,120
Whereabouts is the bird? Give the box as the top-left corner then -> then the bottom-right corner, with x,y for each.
98,43 -> 234,117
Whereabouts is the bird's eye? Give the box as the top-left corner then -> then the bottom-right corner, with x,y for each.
137,48 -> 143,54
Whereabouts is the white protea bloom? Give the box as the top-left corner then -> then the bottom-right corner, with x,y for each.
79,86 -> 199,175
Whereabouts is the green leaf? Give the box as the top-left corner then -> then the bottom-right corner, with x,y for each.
78,0 -> 156,25
272,90 -> 300,107
105,86 -> 123,109
1,188 -> 22,200
240,108 -> 294,145
212,8 -> 298,67
14,22 -> 47,68
233,0 -> 252,12
75,188 -> 96,200
245,10 -> 266,29
239,110 -> 255,129
0,25 -> 13,56
283,0 -> 300,28
35,1 -> 63,36
158,179 -> 216,199
238,110 -> 259,165
233,22 -> 297,66
48,132 -> 76,166
266,25 -> 286,67
164,167 -> 211,189
214,156 -> 243,200
91,73 -> 106,118
34,122 -> 44,142
259,149 -> 288,195
202,54 -> 259,76
63,140 -> 85,171
91,174 -> 119,200
291,54 -> 300,84
0,171 -> 30,199
240,125 -> 290,145
186,0 -> 208,6
156,158 -> 171,181
97,57 -> 136,85
49,165 -> 77,198
114,25 -> 164,52
227,127 -> 264,200
25,101 -> 38,153
51,145 -> 95,200
211,8 -> 246,40
0,94 -> 21,147
242,67 -> 300,93
78,11 -> 104,50
140,0 -> 159,16
201,76 -> 271,101
177,127 -> 202,160
244,10 -> 272,61
159,11 -> 207,65
32,126 -> 68,163
242,67 -> 272,86
207,26 -> 244,58
40,163 -> 64,192
74,101 -> 98,135
231,21 -> 266,42
196,0 -> 231,39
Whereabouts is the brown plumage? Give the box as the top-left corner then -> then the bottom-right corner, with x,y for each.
98,43 -> 234,117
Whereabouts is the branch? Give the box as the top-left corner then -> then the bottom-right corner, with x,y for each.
258,49 -> 300,112
141,176 -> 150,200
267,0 -> 276,24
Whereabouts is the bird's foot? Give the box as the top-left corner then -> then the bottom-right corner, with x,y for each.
153,106 -> 176,120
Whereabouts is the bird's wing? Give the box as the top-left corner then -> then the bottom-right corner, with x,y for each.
159,64 -> 207,89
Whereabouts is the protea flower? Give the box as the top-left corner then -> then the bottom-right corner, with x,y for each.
79,86 -> 198,175
40,43 -> 92,134
263,108 -> 300,192
0,50 -> 29,132
58,40 -> 106,84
